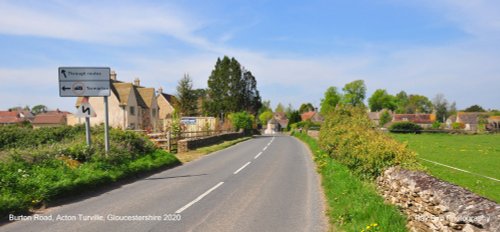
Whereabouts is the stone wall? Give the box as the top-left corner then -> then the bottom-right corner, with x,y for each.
377,167 -> 499,232
177,131 -> 245,153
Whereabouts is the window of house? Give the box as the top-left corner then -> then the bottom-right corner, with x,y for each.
130,106 -> 135,115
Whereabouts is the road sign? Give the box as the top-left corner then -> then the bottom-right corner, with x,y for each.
75,102 -> 97,118
59,67 -> 110,97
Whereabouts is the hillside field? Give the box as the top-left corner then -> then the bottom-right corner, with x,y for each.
391,133 -> 500,202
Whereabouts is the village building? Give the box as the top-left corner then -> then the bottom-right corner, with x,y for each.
300,110 -> 324,123
32,110 -> 70,128
392,114 -> 436,129
0,110 -> 33,125
156,88 -> 178,131
487,116 -> 500,131
69,71 -> 173,132
273,112 -> 289,130
446,112 -> 489,131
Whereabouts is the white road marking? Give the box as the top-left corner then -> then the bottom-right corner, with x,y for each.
420,158 -> 500,182
263,146 -> 268,151
234,161 -> 252,175
254,152 -> 263,159
175,182 -> 225,214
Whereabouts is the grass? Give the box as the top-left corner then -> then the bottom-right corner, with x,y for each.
176,137 -> 251,163
391,133 -> 500,202
294,132 -> 407,232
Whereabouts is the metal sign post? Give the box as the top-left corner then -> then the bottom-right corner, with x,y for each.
104,96 -> 110,154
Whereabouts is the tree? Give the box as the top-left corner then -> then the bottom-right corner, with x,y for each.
299,103 -> 315,113
275,103 -> 285,113
379,110 -> 392,127
176,74 -> 198,116
448,101 -> 457,117
31,105 -> 47,115
395,91 -> 409,113
287,110 -> 302,131
342,80 -> 366,106
464,104 -> 486,112
259,110 -> 273,125
406,95 -> 433,113
205,56 -> 262,118
432,94 -> 448,122
368,89 -> 396,112
320,86 -> 342,115
260,100 -> 271,114
228,111 -> 254,131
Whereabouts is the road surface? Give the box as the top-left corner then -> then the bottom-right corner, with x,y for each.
1,135 -> 326,232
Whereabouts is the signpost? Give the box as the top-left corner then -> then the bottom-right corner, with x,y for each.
59,67 -> 111,153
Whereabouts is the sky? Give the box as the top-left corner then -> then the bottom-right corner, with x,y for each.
0,0 -> 499,112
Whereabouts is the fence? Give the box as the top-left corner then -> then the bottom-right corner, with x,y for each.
147,130 -> 231,153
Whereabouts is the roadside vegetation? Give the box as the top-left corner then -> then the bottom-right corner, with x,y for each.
392,133 -> 500,202
293,131 -> 407,232
0,125 -> 180,218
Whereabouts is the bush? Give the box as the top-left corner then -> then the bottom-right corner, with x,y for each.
389,121 -> 423,133
319,106 -> 419,179
228,112 -> 254,131
452,122 -> 465,130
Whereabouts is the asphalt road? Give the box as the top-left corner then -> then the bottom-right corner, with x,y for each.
1,135 -> 327,232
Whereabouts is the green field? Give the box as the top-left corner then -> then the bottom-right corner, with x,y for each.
391,133 -> 500,202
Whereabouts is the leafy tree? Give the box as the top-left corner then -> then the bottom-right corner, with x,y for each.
286,110 -> 302,131
464,104 -> 486,112
407,95 -> 433,113
241,70 -> 262,115
395,91 -> 409,113
379,110 -> 392,127
368,89 -> 396,112
285,103 -> 294,117
448,101 -> 457,116
31,105 -> 47,115
259,110 -> 273,124
275,103 -> 285,113
260,100 -> 272,114
176,74 -> 198,116
432,94 -> 449,122
299,103 -> 315,113
342,80 -> 366,106
320,86 -> 342,115
229,111 -> 254,131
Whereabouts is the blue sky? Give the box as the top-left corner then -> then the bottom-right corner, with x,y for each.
0,0 -> 499,111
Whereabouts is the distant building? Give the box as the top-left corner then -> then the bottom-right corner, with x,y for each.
300,111 -> 324,123
273,112 -> 289,130
32,110 -> 70,128
156,88 -> 178,131
0,110 -> 33,125
487,116 -> 500,131
392,114 -> 436,128
446,112 -> 488,131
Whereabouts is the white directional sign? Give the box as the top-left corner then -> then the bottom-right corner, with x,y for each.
59,67 -> 111,97
75,102 -> 97,118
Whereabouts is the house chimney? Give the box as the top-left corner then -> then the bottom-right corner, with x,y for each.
158,87 -> 163,94
134,78 -> 140,86
110,70 -> 117,80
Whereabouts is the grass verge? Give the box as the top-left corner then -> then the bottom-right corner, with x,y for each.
1,149 -> 180,219
391,133 -> 500,202
293,132 -> 407,232
176,137 -> 251,163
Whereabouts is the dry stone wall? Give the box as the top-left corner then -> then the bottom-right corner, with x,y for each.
178,132 -> 245,153
377,167 -> 499,232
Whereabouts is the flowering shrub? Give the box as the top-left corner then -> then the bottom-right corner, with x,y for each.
319,105 -> 420,179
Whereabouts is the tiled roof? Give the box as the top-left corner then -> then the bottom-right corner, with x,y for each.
456,112 -> 487,124
160,93 -> 178,106
393,114 -> 435,124
33,111 -> 68,124
137,88 -> 155,108
301,111 -> 317,121
76,80 -> 148,108
0,111 -> 25,124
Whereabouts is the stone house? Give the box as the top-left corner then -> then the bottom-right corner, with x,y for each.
156,88 -> 178,131
273,112 -> 289,130
32,110 -> 70,128
392,114 -> 436,129
71,71 -> 161,131
446,112 -> 488,131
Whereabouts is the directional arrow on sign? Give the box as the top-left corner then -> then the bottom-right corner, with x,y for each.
61,86 -> 71,91
75,102 -> 97,118
61,69 -> 67,78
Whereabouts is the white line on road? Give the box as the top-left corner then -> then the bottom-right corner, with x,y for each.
234,161 -> 252,175
254,152 -> 263,159
263,146 -> 268,151
420,158 -> 500,182
175,182 -> 224,214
